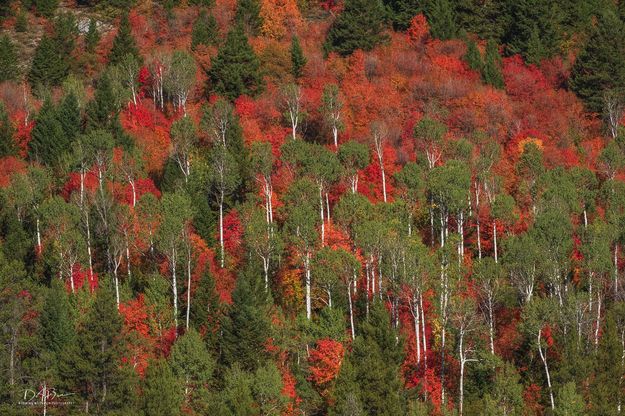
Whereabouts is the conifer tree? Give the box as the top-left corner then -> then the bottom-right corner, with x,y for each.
426,0 -> 457,40
108,12 -> 141,65
383,0 -> 421,31
290,35 -> 307,79
0,102 -> 16,157
191,10 -> 218,50
189,270 -> 220,349
324,0 -> 387,57
208,24 -> 263,100
235,0 -> 262,35
85,73 -> 120,133
29,99 -> 69,166
0,35 -> 18,82
40,280 -> 75,355
329,355 -> 364,416
58,92 -> 81,143
570,9 -> 625,113
221,268 -> 270,372
85,18 -> 100,53
482,39 -> 504,89
28,36 -> 68,90
143,359 -> 183,416
464,38 -> 482,72
33,0 -> 59,18
590,310 -> 624,415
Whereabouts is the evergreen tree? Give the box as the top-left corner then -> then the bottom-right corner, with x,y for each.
189,270 -> 220,349
15,10 -> 28,32
525,24 -> 546,65
29,98 -> 69,166
215,364 -> 256,416
383,0 -> 421,31
85,18 -> 100,53
53,13 -> 78,57
234,0 -> 262,35
454,0 -> 505,41
482,39 -> 504,89
40,280 -> 75,355
208,24 -> 263,100
426,0 -> 457,40
0,102 -> 16,157
290,35 -> 307,79
143,359 -> 183,416
329,355 -> 364,416
57,92 -> 81,142
464,38 -> 482,72
0,35 -> 18,82
85,72 -> 120,133
350,301 -> 405,415
28,36 -> 68,90
191,10 -> 218,50
554,382 -> 585,416
221,268 -> 270,372
590,310 -> 624,415
58,284 -> 126,414
324,0 -> 387,57
570,9 -> 625,113
108,12 -> 141,65
33,0 -> 58,18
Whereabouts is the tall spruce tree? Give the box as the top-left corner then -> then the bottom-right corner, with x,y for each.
29,99 -> 69,166
57,92 -> 81,142
590,310 -> 624,415
234,0 -> 262,35
290,35 -> 307,79
208,24 -> 263,100
85,18 -> 100,53
0,35 -> 18,82
324,0 -> 387,57
108,12 -> 141,65
570,9 -> 625,113
383,0 -> 421,31
33,0 -> 59,18
426,0 -> 457,40
189,270 -> 220,349
482,39 -> 504,88
28,36 -> 68,90
464,38 -> 483,72
143,359 -> 183,416
191,10 -> 218,50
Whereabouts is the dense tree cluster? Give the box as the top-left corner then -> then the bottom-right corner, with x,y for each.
1,0 -> 625,415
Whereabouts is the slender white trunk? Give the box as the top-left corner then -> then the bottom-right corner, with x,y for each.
459,334 -> 465,416
348,277 -> 355,340
538,329 -> 555,410
185,243 -> 192,330
319,185 -> 325,246
219,192 -> 224,268
493,221 -> 498,263
305,252 -> 312,320
488,296 -> 495,354
332,125 -> 338,148
172,247 -> 179,334
420,292 -> 428,369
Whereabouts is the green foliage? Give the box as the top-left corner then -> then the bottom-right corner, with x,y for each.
383,0 -> 421,31
0,35 -> 18,82
85,18 -> 100,53
208,24 -> 264,100
324,0 -> 388,57
590,310 -> 624,414
33,0 -> 58,18
235,0 -> 262,35
108,12 -> 141,66
191,10 -> 218,50
29,98 -> 70,166
28,35 -> 69,91
463,38 -> 482,72
57,92 -> 81,142
290,35 -> 307,79
482,39 -> 504,88
425,0 -> 457,40
143,359 -> 183,416
554,382 -> 585,416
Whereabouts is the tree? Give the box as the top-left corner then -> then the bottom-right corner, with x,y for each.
464,38 -> 482,72
554,382 -> 585,416
191,10 -> 218,50
29,99 -> 69,167
169,115 -> 197,183
473,258 -> 503,354
57,91 -> 81,143
170,328 -> 215,408
143,359 -> 183,416
281,83 -> 304,140
253,362 -> 289,415
189,269 -> 220,348
235,0 -> 262,35
0,102 -> 16,157
0,35 -> 18,82
108,12 -> 141,66
324,0 -> 387,57
85,18 -> 100,53
330,354 -> 364,416
221,269 -> 270,372
33,0 -> 59,18
338,140 -> 369,193
482,39 -> 504,88
164,50 -> 196,114
28,35 -> 68,90
425,0 -> 457,40
40,280 -> 75,357
290,35 -> 306,79
590,310 -> 624,415
569,9 -> 625,113
208,24 -> 263,100
321,84 -> 344,148
384,0 -> 421,31
216,364 -> 256,415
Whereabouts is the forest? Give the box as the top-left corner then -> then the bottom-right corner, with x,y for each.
1,0 -> 625,414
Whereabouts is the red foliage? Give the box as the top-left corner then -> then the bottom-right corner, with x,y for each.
221,208 -> 244,266
67,263 -> 98,293
308,339 -> 344,391
408,14 -> 429,45
119,294 -> 155,376
0,156 -> 26,188
523,383 -> 544,415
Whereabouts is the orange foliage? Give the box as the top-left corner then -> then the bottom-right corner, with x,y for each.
260,0 -> 303,39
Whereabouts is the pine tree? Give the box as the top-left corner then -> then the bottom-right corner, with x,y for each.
590,310 -> 623,415
58,284 -> 126,414
108,12 -> 141,66
143,359 -> 183,416
350,301 -> 405,415
40,280 -> 75,355
329,355 -> 364,416
525,24 -> 546,65
290,35 -> 307,79
33,0 -> 59,18
454,0 -> 505,41
191,10 -> 218,50
0,35 -> 18,82
482,39 -> 504,89
324,0 -> 388,57
0,102 -> 16,157
383,0 -> 421,31
29,98 -> 69,166
28,35 -> 68,90
208,24 -> 263,100
85,72 -> 119,132
85,18 -> 100,53
235,0 -> 262,35
221,268 -> 270,372
464,38 -> 483,72
189,270 -> 220,349
570,9 -> 625,113
57,92 -> 81,142
426,0 -> 457,40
